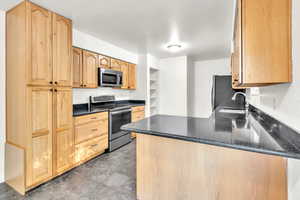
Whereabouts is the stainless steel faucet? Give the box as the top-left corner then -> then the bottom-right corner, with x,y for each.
232,92 -> 249,110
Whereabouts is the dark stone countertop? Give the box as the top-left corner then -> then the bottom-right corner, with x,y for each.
121,105 -> 300,159
73,100 -> 145,117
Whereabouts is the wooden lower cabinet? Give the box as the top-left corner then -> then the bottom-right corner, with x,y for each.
26,87 -> 53,187
55,129 -> 74,174
131,106 -> 145,138
75,120 -> 108,144
74,112 -> 109,165
53,88 -> 74,175
137,134 -> 288,200
30,134 -> 53,186
75,135 -> 108,164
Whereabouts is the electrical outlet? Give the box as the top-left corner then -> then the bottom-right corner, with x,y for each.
251,87 -> 260,96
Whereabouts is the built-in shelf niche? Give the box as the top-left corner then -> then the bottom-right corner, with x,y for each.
150,67 -> 159,116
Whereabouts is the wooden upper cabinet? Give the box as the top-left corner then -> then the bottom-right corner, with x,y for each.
120,61 -> 129,89
26,87 -> 53,186
99,54 -> 111,69
232,0 -> 292,87
128,64 -> 136,90
53,88 -> 74,174
52,13 -> 73,87
27,3 -> 52,86
72,47 -> 83,88
111,58 -> 121,71
82,50 -> 98,88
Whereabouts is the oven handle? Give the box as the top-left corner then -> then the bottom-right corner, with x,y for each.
110,109 -> 132,115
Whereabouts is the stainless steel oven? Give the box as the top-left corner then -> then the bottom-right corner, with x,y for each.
109,107 -> 132,151
90,95 -> 132,152
98,68 -> 123,87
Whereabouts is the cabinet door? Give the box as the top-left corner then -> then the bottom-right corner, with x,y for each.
73,47 -> 83,88
55,128 -> 74,174
27,3 -> 52,86
26,87 -> 53,187
53,87 -> 74,174
111,58 -> 121,71
242,0 -> 291,84
82,50 -> 98,88
99,54 -> 111,69
128,64 -> 136,90
120,62 -> 129,89
52,13 -> 73,87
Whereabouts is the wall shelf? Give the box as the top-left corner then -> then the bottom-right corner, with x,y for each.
149,67 -> 159,116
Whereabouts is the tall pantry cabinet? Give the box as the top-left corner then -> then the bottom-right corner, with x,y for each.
6,0 -> 73,194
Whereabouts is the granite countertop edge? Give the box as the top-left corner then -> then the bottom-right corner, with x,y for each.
122,126 -> 300,160
73,102 -> 145,117
121,105 -> 300,160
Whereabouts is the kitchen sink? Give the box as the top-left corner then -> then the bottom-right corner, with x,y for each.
218,108 -> 246,114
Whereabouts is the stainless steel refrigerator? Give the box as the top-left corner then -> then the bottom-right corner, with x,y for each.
211,75 -> 245,111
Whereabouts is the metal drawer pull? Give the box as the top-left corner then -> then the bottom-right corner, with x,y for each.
91,129 -> 98,131
90,144 -> 98,147
91,117 -> 97,119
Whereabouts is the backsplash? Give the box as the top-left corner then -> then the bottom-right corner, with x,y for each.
73,88 -> 134,104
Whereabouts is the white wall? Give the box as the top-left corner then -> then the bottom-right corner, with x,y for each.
72,29 -> 147,104
159,56 -> 188,116
0,10 -> 5,183
188,58 -> 231,118
131,54 -> 148,107
147,53 -> 159,70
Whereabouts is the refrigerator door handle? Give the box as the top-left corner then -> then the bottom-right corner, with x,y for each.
211,76 -> 215,111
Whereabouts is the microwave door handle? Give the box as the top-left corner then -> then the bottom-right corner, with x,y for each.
118,75 -> 122,86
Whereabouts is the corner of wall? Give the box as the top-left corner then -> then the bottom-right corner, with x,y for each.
0,9 -> 6,183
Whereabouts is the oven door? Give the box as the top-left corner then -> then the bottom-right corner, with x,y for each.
109,109 -> 132,140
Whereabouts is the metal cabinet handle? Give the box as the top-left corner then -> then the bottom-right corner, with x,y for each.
90,144 -> 98,147
90,117 -> 97,120
91,129 -> 98,132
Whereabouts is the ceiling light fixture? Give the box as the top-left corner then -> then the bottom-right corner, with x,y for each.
166,44 -> 182,52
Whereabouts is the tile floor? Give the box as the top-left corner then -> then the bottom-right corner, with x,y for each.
0,140 -> 136,200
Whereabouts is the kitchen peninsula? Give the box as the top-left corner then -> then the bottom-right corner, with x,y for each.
122,105 -> 300,200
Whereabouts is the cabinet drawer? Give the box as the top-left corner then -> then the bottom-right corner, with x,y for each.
75,135 -> 108,163
132,111 -> 145,122
75,120 -> 108,144
132,106 -> 145,112
74,112 -> 108,126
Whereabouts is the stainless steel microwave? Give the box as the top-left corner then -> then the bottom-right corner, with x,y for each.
98,68 -> 123,87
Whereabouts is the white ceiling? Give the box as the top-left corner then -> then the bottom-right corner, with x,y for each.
1,0 -> 235,60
